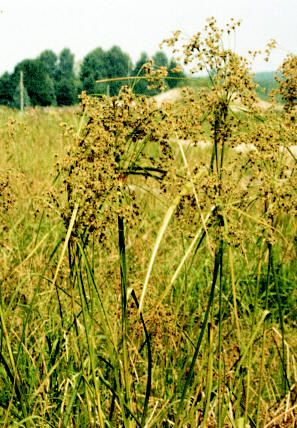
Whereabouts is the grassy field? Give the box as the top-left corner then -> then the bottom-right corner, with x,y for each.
0,90 -> 296,427
1,20 -> 297,428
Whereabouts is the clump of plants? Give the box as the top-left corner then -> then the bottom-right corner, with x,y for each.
157,17 -> 296,426
0,18 -> 296,428
55,86 -> 174,242
50,17 -> 297,427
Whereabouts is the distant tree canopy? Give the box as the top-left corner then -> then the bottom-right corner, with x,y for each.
167,58 -> 186,89
80,46 -> 131,96
55,49 -> 78,105
131,51 -> 186,95
131,52 -> 151,95
0,72 -> 14,106
79,47 -> 106,95
153,51 -> 169,68
104,46 -> 131,95
0,45 -> 186,108
38,50 -> 58,80
13,59 -> 56,106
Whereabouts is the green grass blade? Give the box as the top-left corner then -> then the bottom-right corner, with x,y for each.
139,183 -> 192,314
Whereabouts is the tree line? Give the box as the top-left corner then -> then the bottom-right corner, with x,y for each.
0,47 -> 185,108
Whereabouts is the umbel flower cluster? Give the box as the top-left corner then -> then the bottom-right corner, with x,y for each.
54,17 -> 296,253
276,54 -> 297,112
160,17 -> 296,246
55,86 -> 174,242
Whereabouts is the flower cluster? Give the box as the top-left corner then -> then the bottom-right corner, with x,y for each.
54,86 -> 174,242
276,54 -> 297,111
161,18 -> 296,250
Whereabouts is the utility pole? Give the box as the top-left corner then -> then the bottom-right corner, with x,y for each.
20,71 -> 24,112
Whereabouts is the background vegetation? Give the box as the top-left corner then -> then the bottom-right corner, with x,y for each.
0,42 -> 280,109
0,47 -> 186,108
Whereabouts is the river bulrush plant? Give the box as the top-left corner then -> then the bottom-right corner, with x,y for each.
50,18 -> 297,427
158,17 -> 296,427
51,84 -> 178,426
0,18 -> 296,428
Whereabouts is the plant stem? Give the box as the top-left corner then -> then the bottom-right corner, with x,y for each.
178,236 -> 223,417
118,215 -> 131,425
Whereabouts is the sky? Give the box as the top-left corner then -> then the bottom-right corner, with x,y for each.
0,0 -> 296,75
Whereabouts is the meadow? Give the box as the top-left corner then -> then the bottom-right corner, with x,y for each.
1,19 -> 297,428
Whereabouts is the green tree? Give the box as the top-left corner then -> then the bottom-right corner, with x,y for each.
80,46 -> 131,96
152,52 -> 185,89
80,47 -> 109,95
55,48 -> 78,105
131,52 -> 151,95
55,78 -> 78,106
38,50 -> 58,80
55,48 -> 75,80
167,58 -> 186,88
13,59 -> 56,106
152,51 -> 169,94
152,51 -> 169,68
0,72 -> 15,106
104,46 -> 131,95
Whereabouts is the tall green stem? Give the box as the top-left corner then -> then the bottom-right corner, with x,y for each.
118,215 -> 131,425
178,235 -> 223,417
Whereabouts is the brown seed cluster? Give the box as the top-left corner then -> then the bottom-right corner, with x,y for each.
276,54 -> 297,112
161,18 -> 296,249
52,18 -> 296,256
0,171 -> 15,214
53,86 -> 174,243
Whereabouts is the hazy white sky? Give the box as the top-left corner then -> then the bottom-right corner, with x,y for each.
0,0 -> 296,75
